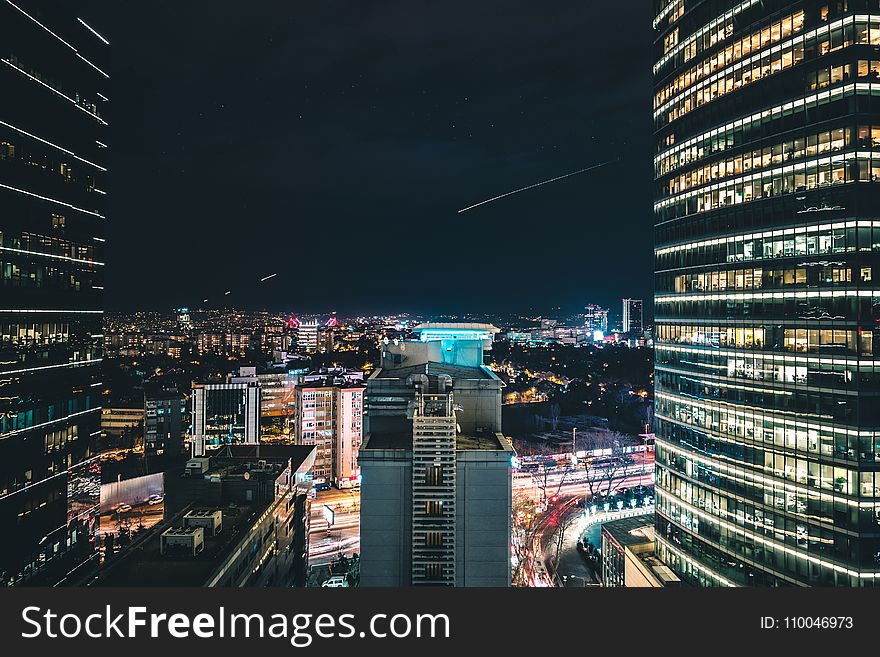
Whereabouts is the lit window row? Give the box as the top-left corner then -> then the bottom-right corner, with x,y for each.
654,0 -> 759,75
657,483 -> 880,580
653,0 -> 684,30
0,133 -> 103,191
655,534 -> 738,586
656,348 -> 880,395
0,406 -> 100,438
658,360 -> 857,395
655,11 -> 804,109
1,58 -> 105,125
654,324 -> 870,355
655,426 -> 868,498
2,261 -> 99,292
657,284 -> 880,301
655,152 -> 880,222
656,475 -> 848,557
664,126 -> 850,196
655,15 -> 880,126
668,264 -> 865,293
655,418 -> 877,495
0,119 -> 106,173
655,486 -> 872,575
656,221 -> 880,270
656,82 -> 879,177
654,290 -> 879,320
656,35 -> 803,125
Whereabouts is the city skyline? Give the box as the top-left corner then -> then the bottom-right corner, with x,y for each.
7,0 -> 880,600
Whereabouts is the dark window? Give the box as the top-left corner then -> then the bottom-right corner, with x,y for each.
425,466 -> 443,486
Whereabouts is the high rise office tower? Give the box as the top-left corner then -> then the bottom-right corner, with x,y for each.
144,381 -> 186,455
584,304 -> 610,334
622,298 -> 644,334
359,324 -> 513,587
0,2 -> 108,586
297,320 -> 319,353
654,0 -> 880,586
191,379 -> 261,454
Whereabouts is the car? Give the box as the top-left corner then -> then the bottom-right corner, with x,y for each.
147,494 -> 163,505
313,481 -> 331,492
591,457 -> 622,469
115,503 -> 132,513
321,575 -> 350,588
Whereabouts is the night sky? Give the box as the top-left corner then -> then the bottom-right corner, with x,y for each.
104,1 -> 654,316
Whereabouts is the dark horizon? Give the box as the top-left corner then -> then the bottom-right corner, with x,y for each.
104,1 -> 654,315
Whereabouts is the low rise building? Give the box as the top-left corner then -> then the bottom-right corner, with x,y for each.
600,515 -> 681,588
92,445 -> 315,587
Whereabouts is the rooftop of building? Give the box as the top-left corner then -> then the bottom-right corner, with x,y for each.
297,367 -> 366,389
372,361 -> 497,382
92,444 -> 315,587
205,444 -> 316,467
91,501 -> 265,587
600,514 -> 656,547
362,415 -> 504,451
192,379 -> 259,389
144,379 -> 184,399
413,322 -> 500,333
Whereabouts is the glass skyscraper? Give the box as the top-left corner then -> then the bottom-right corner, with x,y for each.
0,2 -> 107,585
654,0 -> 880,586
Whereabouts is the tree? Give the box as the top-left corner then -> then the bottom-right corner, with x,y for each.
511,493 -> 540,587
115,513 -> 134,546
549,402 -> 561,432
531,461 -> 573,509
551,505 -> 579,576
577,430 -> 635,500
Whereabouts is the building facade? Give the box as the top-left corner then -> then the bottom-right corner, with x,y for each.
359,325 -> 513,587
622,298 -> 644,334
100,407 -> 144,438
144,382 -> 186,454
654,0 -> 880,586
293,370 -> 364,487
91,446 -> 316,587
191,380 -> 261,452
584,304 -> 610,334
297,320 -> 319,353
0,2 -> 108,586
600,514 -> 681,587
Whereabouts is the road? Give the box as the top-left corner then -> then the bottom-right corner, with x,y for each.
309,487 -> 361,565
99,502 -> 164,536
302,455 -> 653,579
513,453 -> 655,502
521,470 -> 656,587
532,493 -> 656,587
